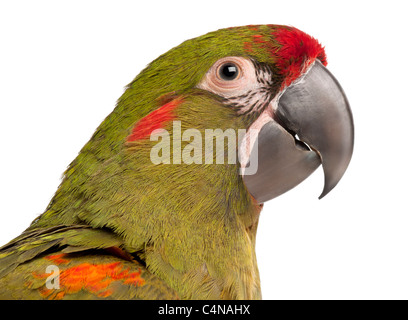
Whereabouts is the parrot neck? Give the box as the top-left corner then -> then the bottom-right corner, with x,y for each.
32,161 -> 263,299
141,197 -> 263,300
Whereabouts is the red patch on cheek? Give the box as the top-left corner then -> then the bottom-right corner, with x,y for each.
273,27 -> 327,89
127,98 -> 183,142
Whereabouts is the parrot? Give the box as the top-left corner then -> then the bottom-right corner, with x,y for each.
0,24 -> 354,300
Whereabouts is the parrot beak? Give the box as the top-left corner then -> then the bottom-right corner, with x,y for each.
242,60 -> 354,203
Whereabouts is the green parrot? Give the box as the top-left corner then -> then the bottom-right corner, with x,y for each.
0,24 -> 354,300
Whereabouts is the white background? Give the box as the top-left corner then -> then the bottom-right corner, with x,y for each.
0,0 -> 407,299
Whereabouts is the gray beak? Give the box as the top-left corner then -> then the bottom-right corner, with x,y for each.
242,60 -> 354,203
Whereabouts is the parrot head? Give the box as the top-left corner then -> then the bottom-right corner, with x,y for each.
120,24 -> 353,202
30,24 -> 354,299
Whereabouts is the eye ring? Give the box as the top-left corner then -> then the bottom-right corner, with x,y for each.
197,57 -> 254,97
217,62 -> 241,81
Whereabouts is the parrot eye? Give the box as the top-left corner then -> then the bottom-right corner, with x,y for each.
218,63 -> 240,81
197,57 -> 257,98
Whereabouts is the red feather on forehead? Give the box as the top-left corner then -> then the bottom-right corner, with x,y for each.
273,26 -> 327,89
